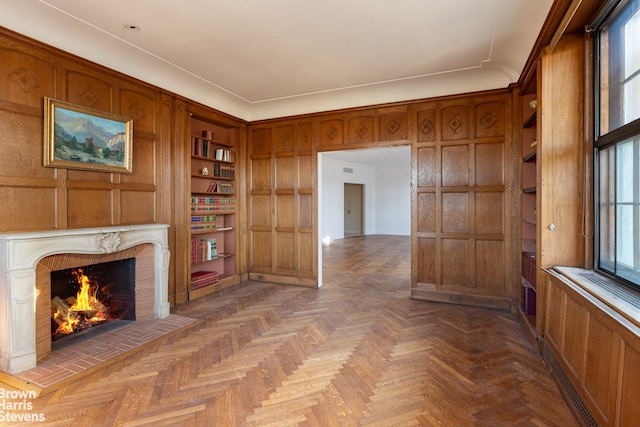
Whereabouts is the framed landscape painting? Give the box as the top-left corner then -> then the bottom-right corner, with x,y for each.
43,97 -> 133,173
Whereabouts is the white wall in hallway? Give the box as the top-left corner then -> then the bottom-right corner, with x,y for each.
319,149 -> 410,242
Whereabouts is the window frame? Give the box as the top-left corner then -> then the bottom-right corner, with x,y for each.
593,0 -> 640,289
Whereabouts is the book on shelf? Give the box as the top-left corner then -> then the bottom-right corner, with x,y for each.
214,149 -> 235,163
190,237 -> 218,263
212,163 -> 235,179
190,215 -> 217,232
206,181 -> 234,193
201,238 -> 218,261
191,196 -> 236,214
190,270 -> 219,289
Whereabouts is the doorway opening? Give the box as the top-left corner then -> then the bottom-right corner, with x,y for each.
318,146 -> 411,294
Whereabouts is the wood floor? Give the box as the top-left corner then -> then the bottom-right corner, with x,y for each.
5,235 -> 577,426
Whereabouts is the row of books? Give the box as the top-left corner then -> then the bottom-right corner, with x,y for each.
206,181 -> 234,194
191,137 -> 235,163
190,270 -> 219,289
191,215 -> 216,232
191,196 -> 236,214
211,163 -> 235,179
191,237 -> 218,264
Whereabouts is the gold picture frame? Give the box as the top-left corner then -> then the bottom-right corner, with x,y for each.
43,97 -> 133,173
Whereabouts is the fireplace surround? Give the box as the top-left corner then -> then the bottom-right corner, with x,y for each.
0,224 -> 170,374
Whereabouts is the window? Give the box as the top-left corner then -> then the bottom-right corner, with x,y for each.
595,0 -> 640,287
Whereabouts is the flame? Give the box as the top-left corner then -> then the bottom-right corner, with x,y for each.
53,268 -> 108,336
71,269 -> 95,311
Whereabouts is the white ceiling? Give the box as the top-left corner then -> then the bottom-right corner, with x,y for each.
0,0 -> 553,121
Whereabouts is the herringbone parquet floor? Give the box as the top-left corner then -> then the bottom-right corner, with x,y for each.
3,236 -> 577,426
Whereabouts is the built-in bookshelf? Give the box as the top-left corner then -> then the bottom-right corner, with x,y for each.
188,115 -> 239,300
520,87 -> 539,347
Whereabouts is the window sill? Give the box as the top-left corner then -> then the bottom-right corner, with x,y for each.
553,266 -> 640,330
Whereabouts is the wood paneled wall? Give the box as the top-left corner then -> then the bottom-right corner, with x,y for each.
248,93 -> 517,310
0,28 -> 177,301
410,94 -> 515,309
248,120 -> 316,286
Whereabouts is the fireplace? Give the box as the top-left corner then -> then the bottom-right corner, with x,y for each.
0,224 -> 170,374
50,258 -> 136,343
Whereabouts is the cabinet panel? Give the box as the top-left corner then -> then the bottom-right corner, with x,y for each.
298,232 -> 314,273
347,115 -> 374,144
416,108 -> 436,142
475,240 -> 504,291
619,343 -> 640,426
124,137 -> 155,185
0,187 -> 57,231
441,105 -> 470,141
67,189 -> 113,227
120,89 -> 156,134
441,239 -> 469,286
251,195 -> 271,227
475,102 -> 505,138
276,194 -> 295,228
276,157 -> 295,189
298,155 -> 313,189
276,232 -> 295,271
475,192 -> 503,234
417,237 -> 436,284
0,111 -> 50,179
417,147 -> 436,187
417,192 -> 436,233
275,125 -> 294,153
584,315 -> 616,421
545,279 -> 565,350
65,71 -> 113,112
252,158 -> 272,190
320,119 -> 344,146
250,128 -> 272,155
299,194 -> 312,229
475,142 -> 504,186
441,145 -> 469,187
0,48 -> 55,109
251,231 -> 272,268
379,110 -> 408,141
121,190 -> 155,224
441,193 -> 469,233
563,294 -> 587,380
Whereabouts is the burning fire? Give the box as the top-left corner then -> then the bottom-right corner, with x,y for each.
51,268 -> 108,337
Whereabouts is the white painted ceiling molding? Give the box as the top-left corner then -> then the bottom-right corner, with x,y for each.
0,0 -> 553,121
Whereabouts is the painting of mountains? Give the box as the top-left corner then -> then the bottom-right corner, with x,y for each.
44,97 -> 132,173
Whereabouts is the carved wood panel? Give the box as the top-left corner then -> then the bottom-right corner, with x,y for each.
347,114 -> 374,144
0,48 -> 54,109
320,119 -> 343,146
441,105 -> 471,141
416,108 -> 436,142
276,125 -> 294,153
379,110 -> 408,141
475,101 -> 505,138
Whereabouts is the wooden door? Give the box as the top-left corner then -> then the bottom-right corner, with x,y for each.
344,183 -> 363,236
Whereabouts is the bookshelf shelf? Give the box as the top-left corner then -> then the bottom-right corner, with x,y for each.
520,88 -> 539,347
188,114 -> 239,300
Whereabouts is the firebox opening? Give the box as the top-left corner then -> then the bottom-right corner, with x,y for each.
50,258 -> 136,343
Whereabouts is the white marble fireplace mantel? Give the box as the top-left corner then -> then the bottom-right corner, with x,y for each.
0,224 -> 171,374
